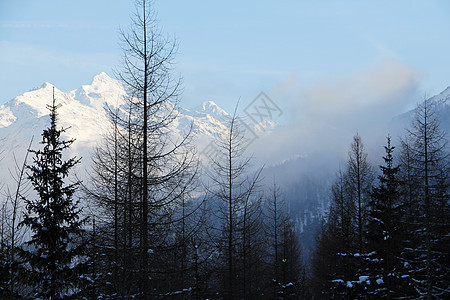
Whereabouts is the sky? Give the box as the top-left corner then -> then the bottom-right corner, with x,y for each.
1,0 -> 450,158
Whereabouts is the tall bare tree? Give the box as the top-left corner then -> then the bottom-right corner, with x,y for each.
206,113 -> 263,299
400,98 -> 449,298
310,134 -> 374,298
265,182 -> 305,298
346,134 -> 374,253
0,138 -> 34,297
83,0 -> 198,297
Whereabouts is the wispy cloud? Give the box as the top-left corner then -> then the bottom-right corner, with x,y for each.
248,59 -> 422,164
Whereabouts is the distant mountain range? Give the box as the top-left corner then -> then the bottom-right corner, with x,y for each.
0,72 -> 253,188
1,73 -> 449,258
1,72 -> 449,207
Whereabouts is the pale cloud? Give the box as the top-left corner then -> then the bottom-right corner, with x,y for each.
300,60 -> 421,117
248,59 -> 422,165
367,38 -> 398,59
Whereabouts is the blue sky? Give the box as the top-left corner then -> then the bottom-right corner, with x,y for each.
1,0 -> 450,117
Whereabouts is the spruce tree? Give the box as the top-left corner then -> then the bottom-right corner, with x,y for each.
366,135 -> 406,298
19,88 -> 87,299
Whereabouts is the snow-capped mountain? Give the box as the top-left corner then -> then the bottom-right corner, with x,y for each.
0,73 -> 235,188
1,73 -> 449,261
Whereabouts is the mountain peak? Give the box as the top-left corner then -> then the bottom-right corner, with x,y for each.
29,82 -> 53,92
91,72 -> 115,85
202,100 -> 219,109
4,83 -> 73,120
198,101 -> 229,118
88,72 -> 122,92
41,82 -> 53,89
70,72 -> 126,110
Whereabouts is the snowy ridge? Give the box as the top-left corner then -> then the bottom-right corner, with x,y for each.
390,85 -> 450,137
0,73 -> 233,188
69,72 -> 127,111
429,85 -> 450,104
198,101 -> 230,120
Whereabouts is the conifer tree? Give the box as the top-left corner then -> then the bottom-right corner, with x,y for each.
400,98 -> 449,298
366,135 -> 406,297
310,217 -> 342,299
19,88 -> 87,299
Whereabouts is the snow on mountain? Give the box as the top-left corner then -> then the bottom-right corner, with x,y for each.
391,85 -> 450,135
2,73 -> 448,261
69,72 -> 127,111
430,85 -> 450,104
0,73 -> 233,189
0,105 -> 16,128
197,101 -> 230,121
179,105 -> 229,136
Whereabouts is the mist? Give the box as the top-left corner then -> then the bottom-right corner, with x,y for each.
246,59 -> 422,168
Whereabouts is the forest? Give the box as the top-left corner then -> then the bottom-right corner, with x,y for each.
0,1 -> 449,299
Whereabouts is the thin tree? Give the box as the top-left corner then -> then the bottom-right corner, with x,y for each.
0,137 -> 34,297
206,112 -> 263,299
265,182 -> 284,295
317,168 -> 356,298
265,182 -> 305,298
240,170 -> 263,298
346,134 -> 374,254
311,135 -> 374,298
82,103 -> 142,295
401,98 -> 449,298
113,0 -> 197,296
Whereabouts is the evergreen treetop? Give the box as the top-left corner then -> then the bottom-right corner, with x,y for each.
19,88 -> 87,299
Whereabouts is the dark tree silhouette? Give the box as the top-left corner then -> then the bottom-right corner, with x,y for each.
0,137 -> 33,297
19,88 -> 87,299
310,134 -> 374,298
206,112 -> 263,299
264,182 -> 305,298
346,134 -> 375,254
83,1 -> 198,297
400,98 -> 449,298
366,135 -> 406,297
